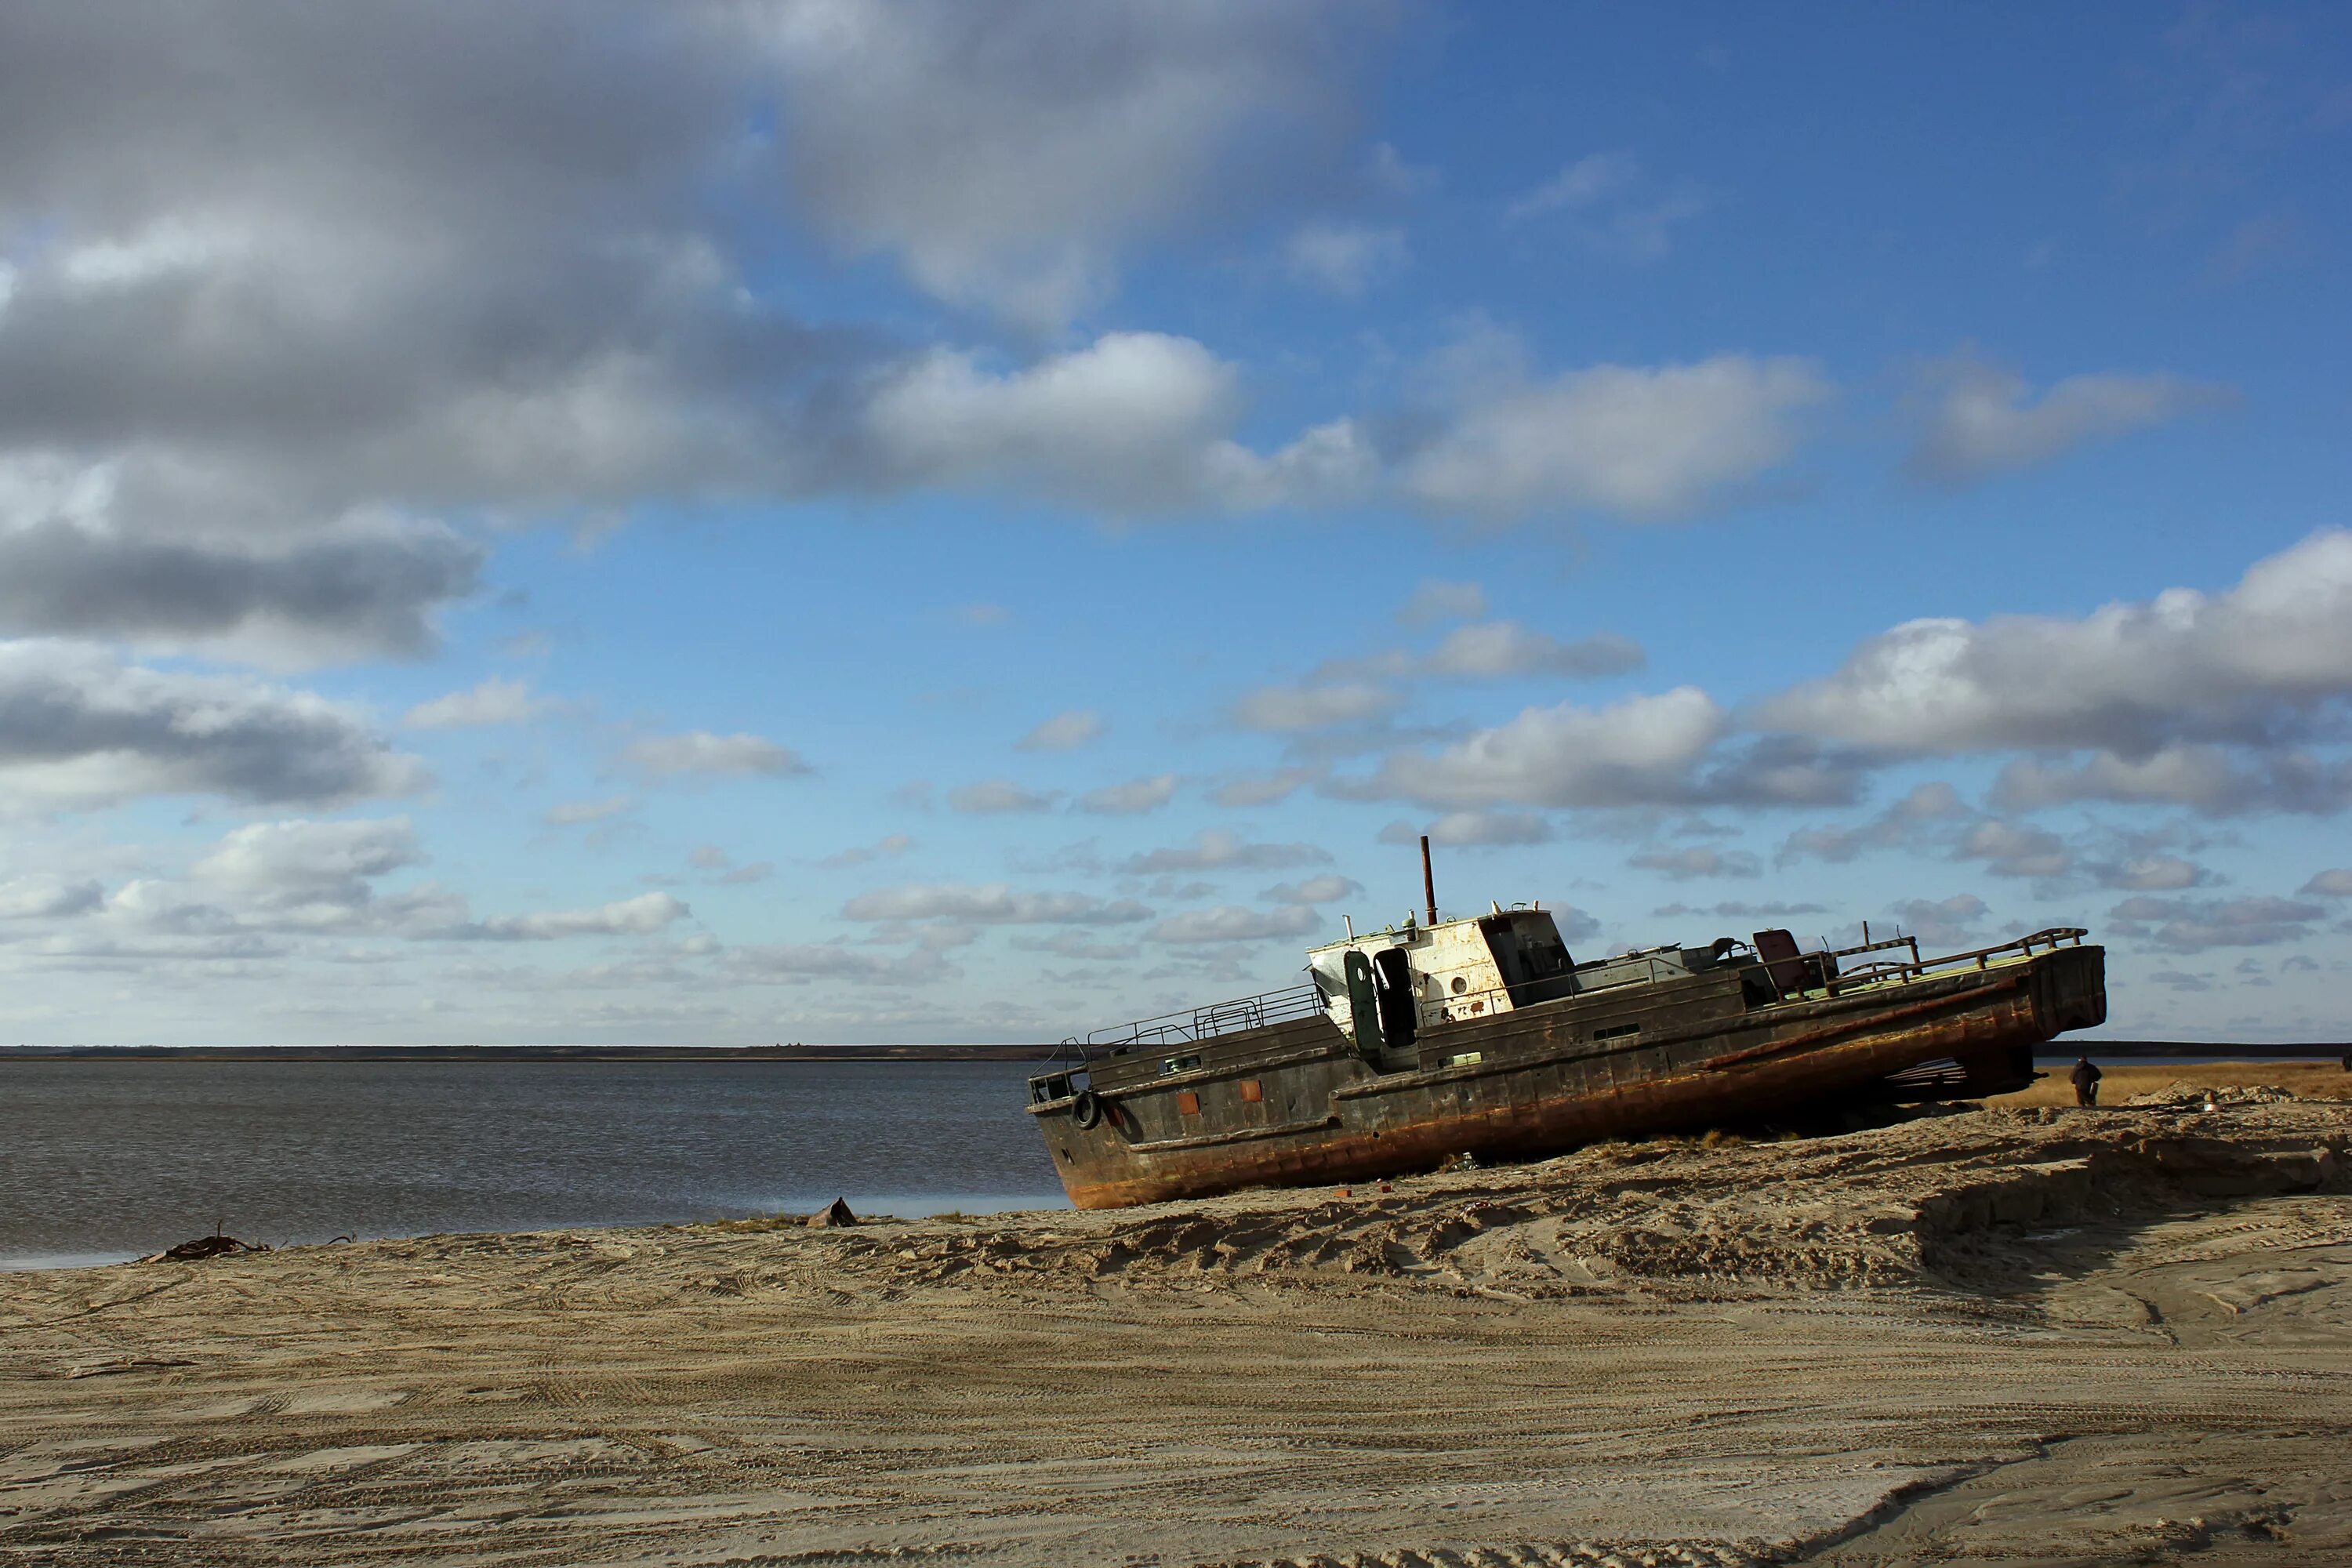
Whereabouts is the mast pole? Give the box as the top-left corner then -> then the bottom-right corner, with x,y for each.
1420,834 -> 1437,927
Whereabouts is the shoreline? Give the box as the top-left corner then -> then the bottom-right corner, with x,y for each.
2,1039 -> 2346,1063
5,1091 -> 2347,1563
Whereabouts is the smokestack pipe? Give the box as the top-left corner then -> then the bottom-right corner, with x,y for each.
1420,834 -> 1436,927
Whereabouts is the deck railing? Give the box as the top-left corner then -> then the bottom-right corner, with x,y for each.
1074,982 -> 1325,1060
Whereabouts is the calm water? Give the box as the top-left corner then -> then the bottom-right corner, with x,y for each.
0,1059 -> 1065,1269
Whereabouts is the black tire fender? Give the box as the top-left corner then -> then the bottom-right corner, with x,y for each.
1071,1088 -> 1103,1130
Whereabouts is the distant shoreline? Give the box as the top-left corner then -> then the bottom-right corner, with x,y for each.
0,1039 -> 2343,1062
0,1044 -> 1062,1062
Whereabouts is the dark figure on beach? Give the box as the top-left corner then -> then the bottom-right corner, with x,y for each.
2071,1055 -> 2102,1107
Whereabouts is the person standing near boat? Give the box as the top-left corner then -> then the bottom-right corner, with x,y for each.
2071,1054 -> 2102,1107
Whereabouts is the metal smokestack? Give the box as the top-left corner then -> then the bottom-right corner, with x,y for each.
1420,834 -> 1437,927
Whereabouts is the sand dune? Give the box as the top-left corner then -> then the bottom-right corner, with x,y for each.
2,1094 -> 2348,1565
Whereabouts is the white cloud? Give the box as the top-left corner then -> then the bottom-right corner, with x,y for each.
1078,774 -> 1178,815
193,818 -> 423,911
624,730 -> 808,778
1629,846 -> 1761,881
1504,151 -> 1704,260
1755,531 -> 2352,764
816,833 -> 915,869
0,874 -> 103,920
1232,680 -> 1399,732
451,891 -> 691,942
1905,354 -> 2232,484
1369,688 -> 1729,809
1259,874 -> 1363,905
863,332 -> 1238,512
1420,622 -> 1645,680
1213,766 -> 1323,808
841,883 -> 1151,925
0,640 -> 426,810
1397,579 -> 1487,626
947,779 -> 1058,814
1148,904 -> 1324,944
1379,811 -> 1554,848
1954,819 -> 2071,880
752,0 -> 1385,325
405,677 -> 554,729
545,795 -> 634,826
1401,354 -> 1831,521
1776,782 -> 1968,865
1283,220 -> 1407,296
1120,829 -> 1330,875
1889,894 -> 1989,949
2107,894 -> 2324,952
1506,151 -> 1641,221
1016,710 -> 1103,752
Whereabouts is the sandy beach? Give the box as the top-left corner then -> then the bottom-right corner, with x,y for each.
4,1074 -> 2348,1566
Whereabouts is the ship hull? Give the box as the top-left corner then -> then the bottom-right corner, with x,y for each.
1033,944 -> 2105,1209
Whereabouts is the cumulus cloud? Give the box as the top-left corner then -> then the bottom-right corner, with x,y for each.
841,883 -> 1151,925
1260,874 -> 1363,906
544,796 -> 634,826
448,891 -> 691,942
1016,710 -> 1103,752
1078,774 -> 1178,815
1904,354 -> 2232,485
1323,623 -> 1646,685
1119,829 -> 1330,875
624,731 -> 808,778
1954,819 -> 2071,880
1232,681 -> 1400,733
405,677 -> 554,730
816,833 -> 915,870
1400,354 -> 1830,521
751,0 -> 1385,325
2107,894 -> 2324,952
2299,869 -> 2352,897
0,499 -> 481,667
1503,150 -> 1705,260
1148,904 -> 1324,944
1629,846 -> 1761,881
1397,580 -> 1487,626
0,873 -> 103,920
1367,688 -> 1730,809
947,779 -> 1058,814
1283,220 -> 1407,296
1888,894 -> 1989,949
1212,766 -> 1323,808
1776,781 -> 1968,865
193,817 -> 423,913
0,641 -> 426,809
721,942 -> 946,986
1754,530 -> 2352,799
1991,746 -> 2351,816
1379,811 -> 1554,848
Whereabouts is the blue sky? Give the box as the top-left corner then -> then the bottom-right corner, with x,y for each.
0,2 -> 2347,1044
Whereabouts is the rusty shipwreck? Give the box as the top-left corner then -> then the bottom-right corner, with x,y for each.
1026,842 -> 2107,1209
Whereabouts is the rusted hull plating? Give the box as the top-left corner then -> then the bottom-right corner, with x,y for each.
1035,946 -> 2104,1209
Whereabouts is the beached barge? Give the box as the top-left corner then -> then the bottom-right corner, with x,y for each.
1027,848 -> 2106,1208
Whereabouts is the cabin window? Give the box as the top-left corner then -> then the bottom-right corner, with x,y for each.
1443,1051 -> 1483,1068
1160,1052 -> 1202,1075
1238,1079 -> 1263,1104
1592,1022 -> 1641,1042
1177,1091 -> 1201,1116
1450,975 -> 1468,994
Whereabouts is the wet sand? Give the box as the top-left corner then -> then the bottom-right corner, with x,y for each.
2,1085 -> 2347,1566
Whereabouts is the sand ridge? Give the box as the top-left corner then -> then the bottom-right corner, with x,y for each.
1,1098 -> 2348,1566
